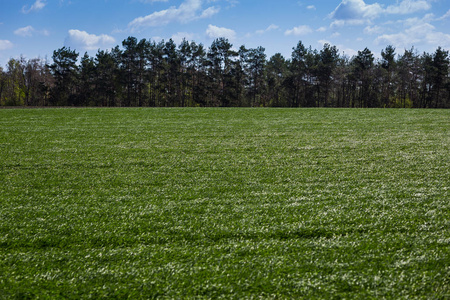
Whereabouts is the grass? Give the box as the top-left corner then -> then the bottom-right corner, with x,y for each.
0,107 -> 449,299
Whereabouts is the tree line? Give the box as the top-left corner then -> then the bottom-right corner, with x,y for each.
1,36 -> 449,108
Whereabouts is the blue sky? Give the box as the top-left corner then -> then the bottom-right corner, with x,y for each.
1,0 -> 450,67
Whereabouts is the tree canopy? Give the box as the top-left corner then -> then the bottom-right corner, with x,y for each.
1,37 -> 449,108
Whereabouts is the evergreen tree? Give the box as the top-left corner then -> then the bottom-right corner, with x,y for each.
95,49 -> 120,107
79,52 -> 96,106
2,35 -> 449,109
207,38 -> 237,107
190,41 -> 208,106
431,47 -> 449,108
49,47 -> 79,106
396,48 -> 420,108
353,47 -> 374,107
163,39 -> 181,106
380,45 -> 396,107
246,46 -> 267,106
266,53 -> 289,107
289,41 -> 307,107
147,41 -> 165,107
178,38 -> 192,107
318,43 -> 339,107
121,37 -> 149,106
49,47 -> 78,106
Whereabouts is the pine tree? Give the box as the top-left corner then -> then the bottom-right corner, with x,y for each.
49,47 -> 79,106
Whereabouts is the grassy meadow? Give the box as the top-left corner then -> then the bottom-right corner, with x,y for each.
0,108 -> 449,298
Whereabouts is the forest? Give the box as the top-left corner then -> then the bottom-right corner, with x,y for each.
0,36 -> 449,108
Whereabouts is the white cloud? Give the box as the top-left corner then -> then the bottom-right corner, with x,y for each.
331,32 -> 341,38
206,24 -> 236,40
14,26 -> 35,37
129,0 -> 219,30
400,13 -> 437,28
14,26 -> 49,37
437,9 -> 450,21
22,0 -> 46,14
58,0 -> 72,6
375,22 -> 450,49
266,24 -> 279,31
318,39 -> 331,46
329,0 -> 432,26
201,6 -> 220,18
363,25 -> 384,35
151,36 -> 163,42
330,19 -> 366,28
223,0 -> 238,8
285,25 -> 313,36
401,17 -> 424,27
422,13 -> 435,23
385,0 -> 431,15
0,40 -> 13,51
340,47 -> 358,57
319,39 -> 357,57
307,5 -> 316,10
65,30 -> 116,51
171,32 -> 196,44
329,0 -> 383,21
255,24 -> 279,35
317,27 -> 327,32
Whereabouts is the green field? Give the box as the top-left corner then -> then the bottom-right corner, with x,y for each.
0,108 -> 449,299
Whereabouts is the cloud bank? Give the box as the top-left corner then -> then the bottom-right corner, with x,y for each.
65,30 -> 116,51
0,40 -> 14,51
329,0 -> 431,26
375,21 -> 450,49
285,25 -> 313,36
22,0 -> 46,14
14,26 -> 49,37
255,24 -> 279,35
206,24 -> 236,40
129,0 -> 219,31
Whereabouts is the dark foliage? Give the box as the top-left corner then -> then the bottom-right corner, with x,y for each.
1,38 -> 449,108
